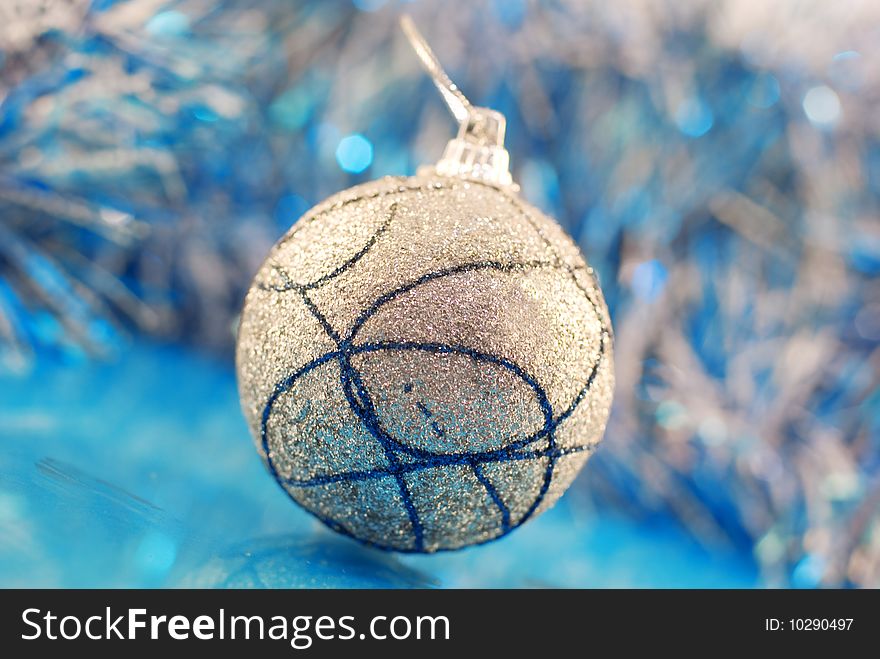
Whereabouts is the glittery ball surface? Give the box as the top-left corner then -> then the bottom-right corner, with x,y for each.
236,174 -> 614,552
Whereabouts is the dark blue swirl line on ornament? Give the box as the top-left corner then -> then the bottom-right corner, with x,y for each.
345,259 -> 557,340
261,283 -> 602,550
471,461 -> 512,532
262,203 -> 398,294
270,179 -> 430,251
338,348 -> 426,549
264,176 -> 610,340
259,342 -> 582,472
260,334 -> 595,552
415,401 -> 447,439
304,288 -> 427,551
258,183 -> 611,552
299,289 -> 342,345
351,340 -> 555,457
282,442 -> 597,488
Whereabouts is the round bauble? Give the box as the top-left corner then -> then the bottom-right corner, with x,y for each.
236,174 -> 613,552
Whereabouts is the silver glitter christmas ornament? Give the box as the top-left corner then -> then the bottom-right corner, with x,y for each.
236,17 -> 614,552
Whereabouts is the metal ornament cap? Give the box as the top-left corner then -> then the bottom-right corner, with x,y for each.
432,107 -> 513,188
401,15 -> 515,190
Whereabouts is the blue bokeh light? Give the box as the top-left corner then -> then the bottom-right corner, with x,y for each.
335,134 -> 374,174
675,97 -> 714,137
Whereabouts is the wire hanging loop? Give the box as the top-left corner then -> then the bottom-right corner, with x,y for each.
400,15 -> 471,124
400,15 -> 515,188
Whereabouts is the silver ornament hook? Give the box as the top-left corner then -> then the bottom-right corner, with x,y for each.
400,15 -> 471,125
400,15 -> 515,189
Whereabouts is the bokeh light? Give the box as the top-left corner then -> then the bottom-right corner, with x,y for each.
335,134 -> 374,173
803,85 -> 841,127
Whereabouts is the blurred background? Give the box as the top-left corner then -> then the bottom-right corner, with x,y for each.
1,0 -> 878,588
